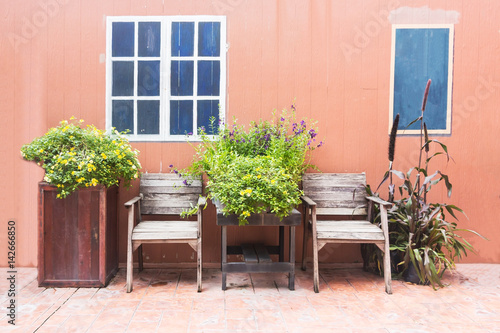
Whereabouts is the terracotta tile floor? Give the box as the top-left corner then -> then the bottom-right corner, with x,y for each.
1,264 -> 499,332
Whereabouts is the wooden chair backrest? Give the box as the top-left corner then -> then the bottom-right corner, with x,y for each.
302,173 -> 367,216
139,173 -> 203,215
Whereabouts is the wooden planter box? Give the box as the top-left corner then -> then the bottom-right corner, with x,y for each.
38,182 -> 118,287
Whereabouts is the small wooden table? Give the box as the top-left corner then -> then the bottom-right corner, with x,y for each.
216,209 -> 301,290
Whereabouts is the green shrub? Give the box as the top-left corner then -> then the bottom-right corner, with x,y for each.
21,118 -> 142,198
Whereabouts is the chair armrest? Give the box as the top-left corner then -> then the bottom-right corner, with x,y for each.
124,194 -> 143,207
301,195 -> 317,207
198,196 -> 207,207
366,196 -> 392,208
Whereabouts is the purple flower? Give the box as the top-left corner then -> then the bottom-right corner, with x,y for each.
280,117 -> 285,122
183,180 -> 188,185
174,170 -> 178,174
169,164 -> 173,168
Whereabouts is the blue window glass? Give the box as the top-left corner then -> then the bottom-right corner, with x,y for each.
197,100 -> 219,135
112,100 -> 134,133
198,61 -> 220,96
170,100 -> 193,135
112,61 -> 134,96
393,28 -> 450,131
138,100 -> 160,134
112,22 -> 135,57
198,22 -> 220,57
137,61 -> 160,96
171,61 -> 194,96
171,22 -> 194,57
138,22 -> 161,57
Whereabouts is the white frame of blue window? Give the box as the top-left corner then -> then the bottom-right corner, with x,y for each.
106,16 -> 227,142
389,24 -> 454,135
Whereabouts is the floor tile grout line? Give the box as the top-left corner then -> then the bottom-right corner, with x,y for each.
26,287 -> 79,330
32,287 -> 79,332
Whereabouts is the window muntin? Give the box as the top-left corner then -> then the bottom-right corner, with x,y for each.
106,16 -> 226,141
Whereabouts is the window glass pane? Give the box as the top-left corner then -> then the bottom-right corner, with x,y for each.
198,22 -> 220,57
171,61 -> 194,96
394,28 -> 450,131
138,22 -> 161,57
171,22 -> 194,57
170,100 -> 193,135
197,100 -> 219,135
112,100 -> 134,134
112,22 -> 135,57
197,61 -> 220,96
138,100 -> 160,134
112,61 -> 134,96
138,61 -> 160,96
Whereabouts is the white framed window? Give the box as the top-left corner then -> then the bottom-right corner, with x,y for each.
106,16 -> 226,141
389,24 -> 454,135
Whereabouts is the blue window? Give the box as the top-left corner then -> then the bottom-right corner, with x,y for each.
389,25 -> 454,135
107,17 -> 226,141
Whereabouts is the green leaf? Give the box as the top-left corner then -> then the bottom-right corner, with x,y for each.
438,172 -> 453,197
405,116 -> 423,129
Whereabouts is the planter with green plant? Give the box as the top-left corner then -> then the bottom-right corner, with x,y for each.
21,118 -> 142,287
173,104 -> 323,226
366,80 -> 484,289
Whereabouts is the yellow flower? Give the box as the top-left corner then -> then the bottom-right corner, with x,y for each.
101,153 -> 107,159
39,149 -> 44,153
71,171 -> 76,175
257,175 -> 261,179
271,180 -> 276,184
240,190 -> 245,196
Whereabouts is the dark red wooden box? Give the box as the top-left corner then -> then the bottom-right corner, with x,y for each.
38,182 -> 118,287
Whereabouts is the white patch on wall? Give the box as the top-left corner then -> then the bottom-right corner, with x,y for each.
389,6 -> 460,24
99,53 -> 106,63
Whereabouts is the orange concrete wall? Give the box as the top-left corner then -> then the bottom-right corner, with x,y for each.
1,0 -> 499,267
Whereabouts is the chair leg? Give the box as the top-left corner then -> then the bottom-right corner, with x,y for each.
312,237 -> 320,293
138,244 -> 144,272
301,220 -> 309,271
197,239 -> 202,292
126,240 -> 133,293
383,244 -> 392,294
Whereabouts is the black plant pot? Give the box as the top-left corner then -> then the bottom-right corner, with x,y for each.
390,250 -> 404,275
403,263 -> 429,285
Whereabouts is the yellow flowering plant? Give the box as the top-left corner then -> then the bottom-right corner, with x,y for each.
173,104 -> 323,225
21,118 -> 142,198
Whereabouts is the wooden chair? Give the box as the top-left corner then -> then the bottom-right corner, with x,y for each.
301,173 -> 392,294
124,173 -> 205,293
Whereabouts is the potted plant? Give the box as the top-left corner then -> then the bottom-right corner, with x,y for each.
21,117 -> 142,287
366,80 -> 484,289
173,103 -> 323,225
